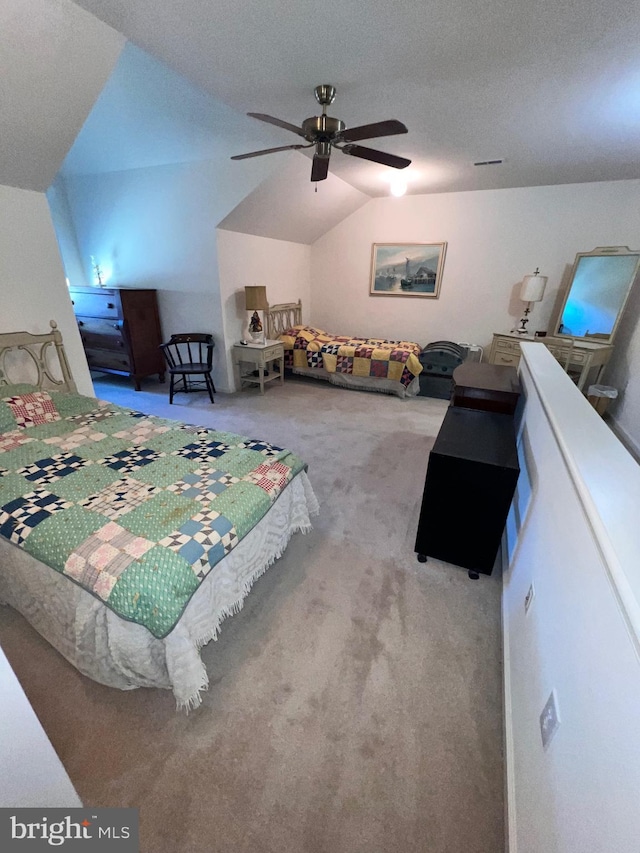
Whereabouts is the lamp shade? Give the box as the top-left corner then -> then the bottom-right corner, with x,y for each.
244,285 -> 268,311
520,273 -> 547,303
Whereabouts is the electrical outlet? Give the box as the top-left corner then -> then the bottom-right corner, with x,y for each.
540,689 -> 561,750
524,582 -> 535,614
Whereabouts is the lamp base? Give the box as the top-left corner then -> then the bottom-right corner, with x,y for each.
512,320 -> 530,335
512,305 -> 531,335
244,310 -> 265,346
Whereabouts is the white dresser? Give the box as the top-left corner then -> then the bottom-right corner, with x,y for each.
488,332 -> 613,391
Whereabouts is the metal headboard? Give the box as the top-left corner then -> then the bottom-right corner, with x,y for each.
0,320 -> 77,393
266,301 -> 302,339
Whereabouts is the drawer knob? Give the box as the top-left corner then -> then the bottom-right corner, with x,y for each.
107,302 -> 115,309
78,320 -> 84,327
113,323 -> 120,329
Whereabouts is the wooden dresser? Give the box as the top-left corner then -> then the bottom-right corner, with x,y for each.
487,332 -> 613,391
69,287 -> 165,390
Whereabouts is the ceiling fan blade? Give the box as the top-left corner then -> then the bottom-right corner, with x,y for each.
311,154 -> 330,182
339,119 -> 408,143
247,112 -> 308,139
231,143 -> 312,161
341,144 -> 411,170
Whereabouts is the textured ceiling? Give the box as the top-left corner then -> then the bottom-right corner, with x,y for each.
0,0 -> 124,191
68,0 -> 640,196
3,1 -> 639,197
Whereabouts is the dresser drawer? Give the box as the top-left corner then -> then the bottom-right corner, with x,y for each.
80,331 -> 128,352
76,316 -> 126,349
494,337 -> 521,354
70,289 -> 122,319
84,348 -> 132,372
546,345 -> 586,365
492,351 -> 520,367
564,348 -> 585,364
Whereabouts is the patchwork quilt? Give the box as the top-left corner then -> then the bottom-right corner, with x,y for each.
0,386 -> 305,639
278,325 -> 423,388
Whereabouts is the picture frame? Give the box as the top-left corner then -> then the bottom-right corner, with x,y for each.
370,243 -> 447,298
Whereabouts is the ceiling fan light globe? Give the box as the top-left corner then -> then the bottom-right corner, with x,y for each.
390,179 -> 407,197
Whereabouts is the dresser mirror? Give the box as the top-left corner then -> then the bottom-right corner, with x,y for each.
551,246 -> 640,343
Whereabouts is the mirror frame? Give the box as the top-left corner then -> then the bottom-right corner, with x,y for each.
550,246 -> 640,344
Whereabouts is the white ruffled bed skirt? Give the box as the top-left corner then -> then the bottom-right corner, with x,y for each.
0,471 -> 319,710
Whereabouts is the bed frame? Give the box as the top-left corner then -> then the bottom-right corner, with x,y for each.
266,301 -> 302,340
0,320 -> 77,393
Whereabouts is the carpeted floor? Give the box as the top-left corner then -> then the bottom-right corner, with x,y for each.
0,373 -> 505,853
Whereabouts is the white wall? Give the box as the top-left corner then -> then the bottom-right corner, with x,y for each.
504,344 -> 640,853
0,184 -> 93,396
59,156 -> 281,393
217,229 -> 311,388
0,644 -> 82,808
311,180 -> 640,445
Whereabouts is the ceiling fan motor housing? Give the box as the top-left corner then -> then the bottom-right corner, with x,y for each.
302,115 -> 345,142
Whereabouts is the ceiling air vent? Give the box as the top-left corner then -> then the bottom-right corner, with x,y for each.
473,158 -> 504,166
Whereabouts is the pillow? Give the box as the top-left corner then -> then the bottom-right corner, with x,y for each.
1,390 -> 61,429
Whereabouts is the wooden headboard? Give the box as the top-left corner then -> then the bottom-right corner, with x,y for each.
0,320 -> 77,393
266,301 -> 302,340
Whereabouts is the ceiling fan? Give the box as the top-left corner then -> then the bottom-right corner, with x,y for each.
231,84 -> 411,182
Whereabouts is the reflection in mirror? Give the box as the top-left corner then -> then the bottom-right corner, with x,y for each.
555,247 -> 640,342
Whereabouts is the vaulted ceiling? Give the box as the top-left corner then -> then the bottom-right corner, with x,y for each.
2,0 -> 640,196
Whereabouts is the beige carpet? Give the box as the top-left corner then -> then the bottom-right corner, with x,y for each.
0,374 -> 505,853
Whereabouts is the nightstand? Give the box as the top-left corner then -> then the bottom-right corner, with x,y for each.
233,340 -> 285,394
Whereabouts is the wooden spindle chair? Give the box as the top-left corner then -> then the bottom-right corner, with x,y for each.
159,333 -> 216,404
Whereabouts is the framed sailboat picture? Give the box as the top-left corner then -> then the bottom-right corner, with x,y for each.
370,243 -> 447,298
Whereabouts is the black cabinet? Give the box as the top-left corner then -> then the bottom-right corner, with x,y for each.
415,407 -> 519,577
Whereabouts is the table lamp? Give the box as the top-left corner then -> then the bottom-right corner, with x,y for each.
514,268 -> 547,334
244,286 -> 268,345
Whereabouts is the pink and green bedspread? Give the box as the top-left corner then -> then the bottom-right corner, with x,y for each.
0,386 -> 306,639
278,325 -> 423,387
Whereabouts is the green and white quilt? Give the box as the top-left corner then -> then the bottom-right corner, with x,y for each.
0,386 -> 306,640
